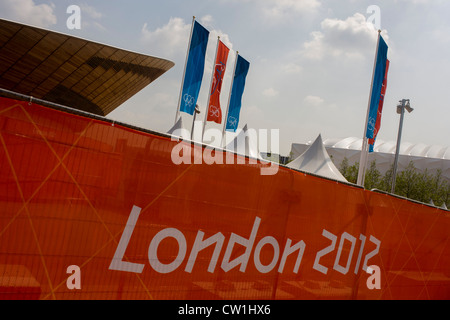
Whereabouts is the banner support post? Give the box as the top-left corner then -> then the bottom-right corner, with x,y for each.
357,30 -> 381,187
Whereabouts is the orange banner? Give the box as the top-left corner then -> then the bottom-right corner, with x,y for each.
0,97 -> 448,300
206,40 -> 229,124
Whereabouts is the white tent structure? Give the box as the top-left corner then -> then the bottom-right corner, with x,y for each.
167,117 -> 190,140
224,124 -> 261,159
290,137 -> 450,182
287,134 -> 348,183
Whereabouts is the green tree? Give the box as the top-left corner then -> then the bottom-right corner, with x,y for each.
339,158 -> 358,184
337,157 -> 449,208
430,169 -> 449,207
438,183 -> 450,208
389,165 -> 449,208
378,164 -> 394,192
414,169 -> 434,204
364,160 -> 381,190
394,161 -> 419,199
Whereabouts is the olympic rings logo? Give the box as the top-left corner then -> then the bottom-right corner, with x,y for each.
368,117 -> 376,132
209,105 -> 220,118
183,94 -> 195,108
227,116 -> 237,128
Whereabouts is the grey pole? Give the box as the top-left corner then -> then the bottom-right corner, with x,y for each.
191,105 -> 200,140
391,99 -> 413,193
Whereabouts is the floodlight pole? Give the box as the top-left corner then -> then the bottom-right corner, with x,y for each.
391,99 -> 412,194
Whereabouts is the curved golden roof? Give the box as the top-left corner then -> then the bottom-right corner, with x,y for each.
0,19 -> 174,116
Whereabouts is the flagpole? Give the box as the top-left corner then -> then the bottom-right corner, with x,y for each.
174,16 -> 196,126
191,104 -> 200,140
357,30 -> 381,187
221,51 -> 239,148
202,36 -> 220,142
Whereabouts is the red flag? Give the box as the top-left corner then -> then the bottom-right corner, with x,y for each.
369,59 -> 390,150
207,40 -> 229,124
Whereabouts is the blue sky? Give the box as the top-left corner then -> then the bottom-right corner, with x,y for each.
1,0 -> 449,155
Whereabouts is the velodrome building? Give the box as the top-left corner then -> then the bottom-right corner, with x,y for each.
290,137 -> 450,182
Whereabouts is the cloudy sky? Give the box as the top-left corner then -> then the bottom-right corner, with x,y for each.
1,0 -> 449,155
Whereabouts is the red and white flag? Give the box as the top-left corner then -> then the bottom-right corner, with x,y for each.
206,40 -> 230,124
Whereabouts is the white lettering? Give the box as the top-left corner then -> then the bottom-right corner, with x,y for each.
254,236 -> 280,273
170,127 -> 280,175
148,228 -> 187,273
354,234 -> 366,274
185,231 -> 225,273
109,207 -> 381,278
313,229 -> 337,274
260,129 -> 279,176
109,205 -> 145,273
202,128 -> 222,148
278,239 -> 306,273
66,265 -> 81,289
170,140 -> 191,165
203,146 -> 224,165
66,5 -> 81,30
366,265 -> 381,289
221,217 -> 261,272
363,235 -> 381,272
178,304 -> 212,317
333,232 -> 357,275
193,144 -> 203,165
366,5 -> 381,30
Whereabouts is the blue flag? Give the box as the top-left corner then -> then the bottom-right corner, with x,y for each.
179,21 -> 209,115
225,55 -> 250,132
366,35 -> 388,140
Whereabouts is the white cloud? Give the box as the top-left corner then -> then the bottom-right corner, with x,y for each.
395,0 -> 442,3
302,31 -> 326,60
139,15 -> 236,121
226,0 -> 320,22
202,30 -> 234,90
79,4 -> 106,31
141,16 -> 234,60
199,15 -> 214,27
263,87 -> 279,97
261,0 -> 321,20
80,4 -> 103,19
302,13 -> 388,61
432,26 -> 450,44
141,17 -> 192,59
304,95 -> 324,106
0,0 -> 56,27
281,62 -> 303,74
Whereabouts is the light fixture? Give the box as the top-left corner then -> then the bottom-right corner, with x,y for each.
396,102 -> 403,114
405,100 -> 414,113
